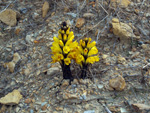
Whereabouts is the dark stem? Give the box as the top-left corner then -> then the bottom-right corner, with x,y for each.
81,64 -> 88,79
61,62 -> 73,82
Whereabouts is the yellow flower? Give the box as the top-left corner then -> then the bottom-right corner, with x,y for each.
86,55 -> 99,64
68,52 -> 77,59
64,58 -> 71,65
88,38 -> 92,43
63,46 -> 70,54
53,36 -> 59,43
61,30 -> 65,34
75,54 -> 85,67
86,57 -> 95,64
81,41 -> 86,48
65,39 -> 73,46
66,27 -> 70,34
69,41 -> 79,51
83,48 -> 88,56
87,41 -> 96,49
88,46 -> 98,56
78,46 -> 83,54
76,54 -> 85,64
63,34 -> 67,42
59,40 -> 64,47
51,54 -> 64,63
93,55 -> 99,62
58,33 -> 62,40
68,31 -> 74,40
51,43 -> 62,54
79,39 -> 82,46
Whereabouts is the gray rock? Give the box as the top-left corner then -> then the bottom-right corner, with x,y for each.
25,35 -> 33,44
47,67 -> 60,76
30,109 -> 34,113
41,102 -> 47,106
66,13 -> 77,18
97,84 -> 104,89
16,107 -> 20,112
20,8 -> 28,14
84,110 -> 95,113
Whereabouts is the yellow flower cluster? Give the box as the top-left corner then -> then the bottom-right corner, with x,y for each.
51,22 -> 78,65
75,38 -> 99,67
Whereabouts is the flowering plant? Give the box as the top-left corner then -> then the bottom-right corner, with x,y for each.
51,22 -> 99,80
75,38 -> 99,78
51,22 -> 78,80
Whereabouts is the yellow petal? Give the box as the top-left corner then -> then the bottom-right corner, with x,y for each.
86,57 -> 94,64
65,39 -> 72,46
64,58 -> 71,65
81,41 -> 86,48
76,54 -> 85,64
51,54 -> 64,63
93,55 -> 99,62
59,40 -> 64,47
87,41 -> 96,49
61,30 -> 65,34
86,55 -> 99,64
69,41 -> 79,51
66,27 -> 70,34
83,48 -> 88,56
51,43 -> 62,53
79,39 -> 82,46
63,34 -> 67,42
68,31 -> 74,40
68,52 -> 77,59
53,36 -> 59,43
63,46 -> 70,54
58,33 -> 62,40
88,46 -> 98,56
88,38 -> 92,43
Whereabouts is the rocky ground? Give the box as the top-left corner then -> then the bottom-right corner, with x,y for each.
0,0 -> 150,113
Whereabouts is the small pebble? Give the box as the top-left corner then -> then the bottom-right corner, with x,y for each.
84,110 -> 95,113
20,8 -> 28,14
30,109 -> 34,113
138,41 -> 144,45
41,102 -> 47,106
66,13 -> 77,18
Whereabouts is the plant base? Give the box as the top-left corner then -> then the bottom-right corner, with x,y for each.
62,65 -> 73,81
81,65 -> 88,79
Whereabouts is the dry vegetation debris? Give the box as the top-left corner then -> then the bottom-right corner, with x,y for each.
0,0 -> 150,112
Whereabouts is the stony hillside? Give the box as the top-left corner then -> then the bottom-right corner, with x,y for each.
0,0 -> 150,113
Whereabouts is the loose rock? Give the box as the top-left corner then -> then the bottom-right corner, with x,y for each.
0,90 -> 22,105
141,44 -> 148,50
47,67 -> 60,76
42,1 -> 49,18
112,18 -> 136,38
15,28 -> 21,35
61,80 -> 69,87
23,68 -> 30,76
55,107 -> 63,111
132,103 -> 150,112
7,62 -> 15,73
13,53 -> 21,64
83,13 -> 95,18
109,76 -> 126,91
25,35 -> 33,44
84,110 -> 95,113
76,18 -> 85,28
24,98 -> 32,104
111,0 -> 131,8
63,93 -> 79,99
0,9 -> 17,26
131,52 -> 140,59
117,55 -> 126,65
